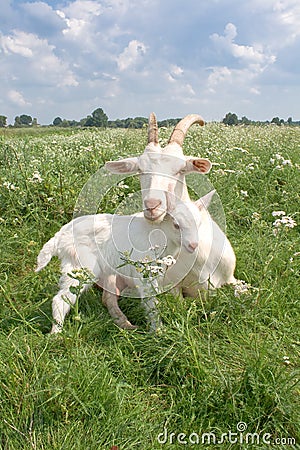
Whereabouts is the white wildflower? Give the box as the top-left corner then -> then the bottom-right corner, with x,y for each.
252,212 -> 261,221
29,171 -> 43,183
272,211 -> 286,217
149,265 -> 163,275
3,181 -> 17,190
161,255 -> 176,266
240,190 -> 248,198
281,216 -> 297,228
234,279 -> 250,297
272,214 -> 297,235
275,153 -> 284,161
282,159 -> 292,166
246,163 -> 255,171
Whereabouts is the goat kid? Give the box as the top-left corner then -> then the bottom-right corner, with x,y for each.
35,200 -> 200,333
164,191 -> 237,297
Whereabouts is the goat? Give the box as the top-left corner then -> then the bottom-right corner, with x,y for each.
105,113 -> 237,294
35,199 -> 200,333
164,190 -> 236,296
105,113 -> 212,222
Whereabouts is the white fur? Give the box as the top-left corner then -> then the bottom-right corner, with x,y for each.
36,202 -> 200,333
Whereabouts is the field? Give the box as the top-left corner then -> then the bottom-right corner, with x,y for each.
0,123 -> 299,449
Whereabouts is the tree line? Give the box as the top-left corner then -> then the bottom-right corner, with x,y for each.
222,112 -> 300,126
0,108 -> 299,128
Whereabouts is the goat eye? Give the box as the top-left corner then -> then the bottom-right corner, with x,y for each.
173,222 -> 180,230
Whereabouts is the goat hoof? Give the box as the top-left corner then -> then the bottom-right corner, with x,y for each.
117,320 -> 138,330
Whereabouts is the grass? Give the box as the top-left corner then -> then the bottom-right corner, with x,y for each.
0,124 -> 299,449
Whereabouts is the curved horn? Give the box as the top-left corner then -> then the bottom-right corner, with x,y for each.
168,114 -> 205,147
148,112 -> 158,144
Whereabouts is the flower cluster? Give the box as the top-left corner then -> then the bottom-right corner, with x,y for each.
28,171 -> 43,183
270,153 -> 293,169
119,250 -> 176,281
233,279 -> 251,298
272,211 -> 297,236
2,181 -> 18,191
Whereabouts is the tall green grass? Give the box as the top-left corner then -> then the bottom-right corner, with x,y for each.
0,125 -> 299,449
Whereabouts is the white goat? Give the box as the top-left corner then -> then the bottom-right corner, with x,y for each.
164,191 -> 236,296
105,113 -> 211,222
105,113 -> 237,294
35,200 -> 200,333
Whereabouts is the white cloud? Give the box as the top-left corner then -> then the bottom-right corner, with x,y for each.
0,30 -> 78,87
210,23 -> 276,66
1,31 -> 34,57
8,90 -> 31,106
57,0 -> 102,41
117,40 -> 147,71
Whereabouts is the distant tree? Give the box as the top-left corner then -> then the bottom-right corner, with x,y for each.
222,112 -> 239,126
271,117 -> 281,126
90,108 -> 108,127
20,114 -> 33,125
14,116 -> 21,127
0,115 -> 7,127
131,117 -> 148,128
53,117 -> 63,126
287,117 -> 292,125
83,115 -> 94,127
61,119 -> 71,127
32,118 -> 38,126
15,114 -> 32,126
240,116 -> 251,125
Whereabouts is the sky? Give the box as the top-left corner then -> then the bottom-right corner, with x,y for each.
0,0 -> 300,125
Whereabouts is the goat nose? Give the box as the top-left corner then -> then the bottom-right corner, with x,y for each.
144,198 -> 162,210
188,242 -> 198,252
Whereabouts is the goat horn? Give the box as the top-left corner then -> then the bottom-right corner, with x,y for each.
148,112 -> 158,144
168,114 -> 205,147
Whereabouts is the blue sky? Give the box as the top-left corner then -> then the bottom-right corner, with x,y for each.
1,0 -> 300,124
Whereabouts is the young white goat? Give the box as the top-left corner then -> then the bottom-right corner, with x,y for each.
35,199 -> 200,333
164,191 -> 236,296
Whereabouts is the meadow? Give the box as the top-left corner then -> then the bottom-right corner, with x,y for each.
0,123 -> 299,449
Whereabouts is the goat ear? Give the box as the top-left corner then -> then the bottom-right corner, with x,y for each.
194,190 -> 216,210
105,157 -> 139,174
184,157 -> 212,174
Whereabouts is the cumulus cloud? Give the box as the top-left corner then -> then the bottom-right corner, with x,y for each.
210,23 -> 276,66
117,40 -> 147,71
58,0 -> 102,41
1,31 -> 34,57
0,29 -> 78,87
8,90 -> 31,106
